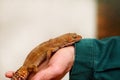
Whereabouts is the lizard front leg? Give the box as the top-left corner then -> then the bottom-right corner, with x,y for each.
46,47 -> 59,59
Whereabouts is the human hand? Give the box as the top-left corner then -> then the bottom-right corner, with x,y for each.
5,46 -> 75,80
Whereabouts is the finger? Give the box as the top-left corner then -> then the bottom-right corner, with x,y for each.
5,71 -> 14,78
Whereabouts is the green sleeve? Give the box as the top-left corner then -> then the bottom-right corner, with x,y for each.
70,36 -> 120,80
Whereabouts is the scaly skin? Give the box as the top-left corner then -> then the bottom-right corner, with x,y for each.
11,33 -> 82,80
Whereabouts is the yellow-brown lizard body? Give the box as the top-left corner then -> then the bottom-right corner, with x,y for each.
11,33 -> 82,80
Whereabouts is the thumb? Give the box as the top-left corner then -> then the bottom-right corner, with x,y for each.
5,71 -> 14,78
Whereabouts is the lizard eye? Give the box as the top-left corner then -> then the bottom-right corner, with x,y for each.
72,35 -> 77,38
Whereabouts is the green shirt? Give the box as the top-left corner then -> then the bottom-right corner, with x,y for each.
70,36 -> 120,80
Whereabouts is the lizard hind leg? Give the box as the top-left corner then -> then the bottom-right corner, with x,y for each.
11,66 -> 29,80
27,64 -> 38,73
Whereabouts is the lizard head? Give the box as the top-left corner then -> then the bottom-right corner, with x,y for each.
61,33 -> 82,46
66,33 -> 82,43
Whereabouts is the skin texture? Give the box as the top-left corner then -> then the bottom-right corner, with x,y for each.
5,46 -> 75,80
10,33 -> 82,80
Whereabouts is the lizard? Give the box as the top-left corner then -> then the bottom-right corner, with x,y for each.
11,33 -> 82,80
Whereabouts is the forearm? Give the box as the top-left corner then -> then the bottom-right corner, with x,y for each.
31,46 -> 75,80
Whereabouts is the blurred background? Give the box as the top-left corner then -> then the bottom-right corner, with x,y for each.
97,0 -> 120,39
0,0 -> 120,80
